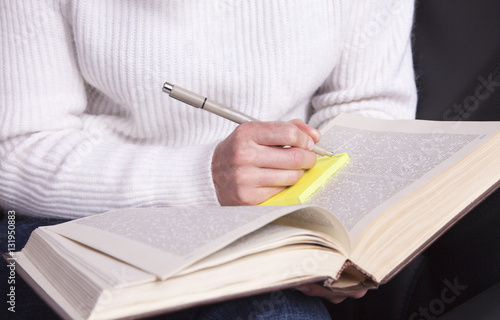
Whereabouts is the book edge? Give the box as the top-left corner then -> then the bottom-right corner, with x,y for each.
380,178 -> 500,283
3,252 -> 84,320
6,249 -> 333,320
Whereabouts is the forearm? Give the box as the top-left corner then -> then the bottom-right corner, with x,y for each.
0,125 -> 220,218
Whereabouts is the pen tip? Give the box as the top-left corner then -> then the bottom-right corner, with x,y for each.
312,145 -> 336,157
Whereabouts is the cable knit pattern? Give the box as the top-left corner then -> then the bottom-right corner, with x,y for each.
0,0 -> 417,218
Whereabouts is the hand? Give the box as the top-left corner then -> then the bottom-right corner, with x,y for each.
295,284 -> 368,304
212,119 -> 321,205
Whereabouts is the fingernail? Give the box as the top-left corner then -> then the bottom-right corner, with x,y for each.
308,139 -> 315,151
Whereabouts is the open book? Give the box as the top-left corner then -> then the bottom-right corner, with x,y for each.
8,114 -> 500,320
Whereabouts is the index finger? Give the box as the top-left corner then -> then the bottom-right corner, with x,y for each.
289,119 -> 321,143
249,121 -> 316,151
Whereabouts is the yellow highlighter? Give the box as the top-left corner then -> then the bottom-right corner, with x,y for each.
259,152 -> 349,206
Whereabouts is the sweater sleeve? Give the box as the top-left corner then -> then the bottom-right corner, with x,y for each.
0,1 -> 220,218
309,0 -> 417,129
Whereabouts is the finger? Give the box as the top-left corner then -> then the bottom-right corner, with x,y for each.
295,284 -> 367,304
224,141 -> 317,170
250,146 -> 317,170
240,121 -> 316,151
252,186 -> 288,204
223,184 -> 288,206
251,168 -> 306,188
214,164 -> 305,204
289,119 -> 321,143
228,166 -> 306,189
295,285 -> 346,304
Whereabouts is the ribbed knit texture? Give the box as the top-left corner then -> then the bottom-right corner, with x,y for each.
0,0 -> 417,218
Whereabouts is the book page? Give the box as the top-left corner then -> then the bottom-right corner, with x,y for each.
178,223 -> 347,276
305,114 -> 500,243
47,205 -> 346,280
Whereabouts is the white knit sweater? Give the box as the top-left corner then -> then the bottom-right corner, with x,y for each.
0,0 -> 417,218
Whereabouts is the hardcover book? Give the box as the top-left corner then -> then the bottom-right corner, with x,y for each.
7,114 -> 500,320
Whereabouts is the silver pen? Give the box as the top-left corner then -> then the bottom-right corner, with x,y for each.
162,82 -> 335,157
